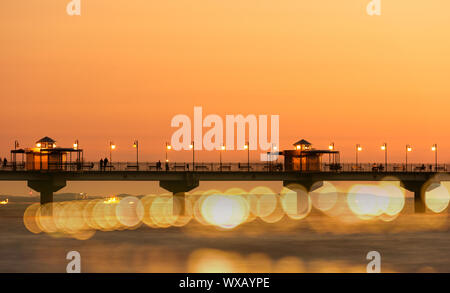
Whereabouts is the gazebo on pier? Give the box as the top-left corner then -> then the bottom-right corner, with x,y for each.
282,139 -> 340,171
11,137 -> 83,171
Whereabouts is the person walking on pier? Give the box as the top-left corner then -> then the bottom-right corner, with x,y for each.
100,158 -> 104,171
165,161 -> 169,171
2,158 -> 7,168
157,160 -> 162,171
104,158 -> 109,170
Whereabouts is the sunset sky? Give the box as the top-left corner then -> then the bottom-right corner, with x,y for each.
1,0 -> 449,164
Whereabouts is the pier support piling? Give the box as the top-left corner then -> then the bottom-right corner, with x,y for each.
27,179 -> 67,205
283,180 -> 323,193
173,192 -> 186,216
283,180 -> 323,215
160,178 -> 199,216
401,180 -> 440,213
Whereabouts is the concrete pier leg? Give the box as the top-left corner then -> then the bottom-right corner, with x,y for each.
283,180 -> 323,215
173,192 -> 187,216
40,189 -> 54,205
283,180 -> 323,193
401,180 -> 439,213
27,179 -> 67,205
413,189 -> 426,213
160,179 -> 199,217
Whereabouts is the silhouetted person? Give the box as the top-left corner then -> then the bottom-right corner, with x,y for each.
104,158 -> 109,170
165,161 -> 169,171
100,159 -> 104,171
429,165 -> 433,172
3,158 -> 7,167
157,160 -> 162,171
372,163 -> 377,172
186,163 -> 189,171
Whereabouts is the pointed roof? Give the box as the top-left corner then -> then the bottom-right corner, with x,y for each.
36,136 -> 56,143
293,139 -> 311,146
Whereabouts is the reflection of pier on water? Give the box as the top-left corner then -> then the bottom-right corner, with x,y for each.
23,181 -> 450,241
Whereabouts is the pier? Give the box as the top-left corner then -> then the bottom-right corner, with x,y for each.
2,137 -> 449,213
0,162 -> 449,213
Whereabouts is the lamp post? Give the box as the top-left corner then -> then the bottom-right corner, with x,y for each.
165,142 -> 171,162
220,145 -> 225,171
73,139 -> 80,171
244,142 -> 249,172
295,144 -> 302,172
12,140 -> 20,169
189,141 -> 194,171
432,144 -> 438,171
328,142 -> 335,165
133,140 -> 139,170
381,143 -> 387,171
355,144 -> 362,168
109,142 -> 116,166
405,145 -> 412,171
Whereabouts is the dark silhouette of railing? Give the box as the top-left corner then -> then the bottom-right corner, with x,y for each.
1,161 -> 448,173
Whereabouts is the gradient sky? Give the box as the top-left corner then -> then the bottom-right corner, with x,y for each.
1,0 -> 449,165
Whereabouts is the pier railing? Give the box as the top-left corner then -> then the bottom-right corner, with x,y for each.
0,161 -> 448,173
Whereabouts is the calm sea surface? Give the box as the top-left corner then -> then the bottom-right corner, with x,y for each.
0,193 -> 448,273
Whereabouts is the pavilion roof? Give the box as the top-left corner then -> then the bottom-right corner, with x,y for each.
35,136 -> 56,144
293,139 -> 311,146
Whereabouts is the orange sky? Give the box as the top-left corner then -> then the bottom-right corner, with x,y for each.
1,0 -> 449,164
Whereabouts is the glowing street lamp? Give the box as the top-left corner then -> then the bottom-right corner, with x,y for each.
165,144 -> 171,162
405,145 -> 412,171
355,144 -> 362,167
381,143 -> 387,171
244,142 -> 250,172
71,139 -> 80,171
36,142 -> 41,148
189,141 -> 195,171
133,140 -> 139,170
12,140 -> 21,168
220,145 -> 225,171
109,141 -> 116,164
165,142 -> 171,162
431,144 -> 438,171
328,142 -> 335,165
